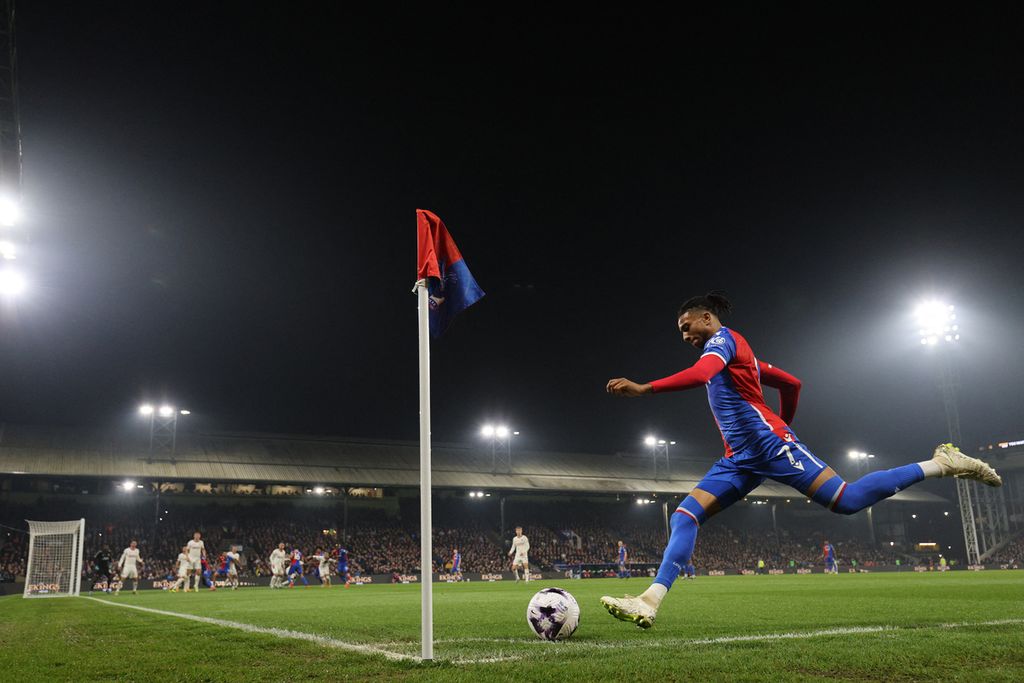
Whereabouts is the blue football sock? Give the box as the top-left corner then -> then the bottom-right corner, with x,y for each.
814,464 -> 925,515
653,500 -> 703,589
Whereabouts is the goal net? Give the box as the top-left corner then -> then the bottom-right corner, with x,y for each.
23,519 -> 86,598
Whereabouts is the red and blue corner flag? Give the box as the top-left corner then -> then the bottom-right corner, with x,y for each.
416,209 -> 485,337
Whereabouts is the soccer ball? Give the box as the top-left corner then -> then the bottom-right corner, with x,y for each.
526,587 -> 580,641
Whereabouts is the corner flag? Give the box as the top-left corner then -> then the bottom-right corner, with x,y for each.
413,209 -> 484,660
416,209 -> 485,336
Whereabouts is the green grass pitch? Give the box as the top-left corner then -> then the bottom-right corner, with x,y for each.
1,573 -> 1023,681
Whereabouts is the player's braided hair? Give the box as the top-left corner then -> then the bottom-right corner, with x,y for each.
678,290 -> 732,319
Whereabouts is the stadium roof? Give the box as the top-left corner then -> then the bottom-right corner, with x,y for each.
0,424 -> 948,503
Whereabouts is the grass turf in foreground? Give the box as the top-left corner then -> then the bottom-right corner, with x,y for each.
0,572 -> 1022,681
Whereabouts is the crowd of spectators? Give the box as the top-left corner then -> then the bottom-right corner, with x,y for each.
0,499 -> 1006,582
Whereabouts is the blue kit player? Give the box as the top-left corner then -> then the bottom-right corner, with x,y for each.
602,291 -> 1002,629
823,540 -> 838,574
450,547 -> 462,582
616,541 -> 628,578
287,548 -> 309,587
333,545 -> 352,588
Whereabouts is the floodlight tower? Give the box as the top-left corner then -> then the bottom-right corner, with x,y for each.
481,424 -> 518,474
139,404 -> 190,456
915,300 -> 983,564
645,435 -> 675,479
0,0 -> 24,299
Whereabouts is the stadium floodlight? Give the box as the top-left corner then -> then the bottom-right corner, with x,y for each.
0,240 -> 15,260
658,439 -> 666,445
0,196 -> 20,227
513,431 -> 520,435
139,404 -> 154,416
0,268 -> 26,296
495,425 -> 510,438
179,409 -> 191,415
644,436 -> 656,446
481,424 -> 495,437
121,480 -> 135,491
915,300 -> 959,345
313,486 -> 325,495
911,514 -> 917,519
944,511 -> 949,516
136,484 -> 144,489
158,405 -> 175,417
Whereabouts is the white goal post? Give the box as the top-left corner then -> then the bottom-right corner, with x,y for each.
23,519 -> 86,598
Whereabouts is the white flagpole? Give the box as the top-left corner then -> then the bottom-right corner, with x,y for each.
415,279 -> 433,661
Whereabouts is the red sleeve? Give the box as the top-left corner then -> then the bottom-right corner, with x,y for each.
649,354 -> 726,393
758,360 -> 802,424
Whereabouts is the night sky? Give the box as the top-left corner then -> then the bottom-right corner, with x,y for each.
1,5 -> 1022,469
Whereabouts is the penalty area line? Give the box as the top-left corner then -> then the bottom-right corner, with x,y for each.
82,596 -> 420,663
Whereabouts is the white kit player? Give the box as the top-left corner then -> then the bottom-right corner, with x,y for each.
313,548 -> 332,587
187,531 -> 207,592
509,526 -> 531,582
116,540 -> 143,594
225,549 -> 241,590
172,546 -> 191,592
269,542 -> 287,588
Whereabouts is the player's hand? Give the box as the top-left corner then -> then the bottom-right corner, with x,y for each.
606,378 -> 652,397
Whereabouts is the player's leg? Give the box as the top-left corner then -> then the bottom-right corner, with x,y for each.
602,459 -> 760,628
772,441 -> 1001,515
523,562 -> 530,582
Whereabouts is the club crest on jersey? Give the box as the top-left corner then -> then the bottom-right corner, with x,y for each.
707,335 -> 726,346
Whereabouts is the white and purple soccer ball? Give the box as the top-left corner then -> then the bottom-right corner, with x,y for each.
526,587 -> 580,641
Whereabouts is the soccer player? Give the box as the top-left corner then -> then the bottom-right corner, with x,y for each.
450,547 -> 462,581
116,540 -> 143,594
616,541 -> 628,579
333,545 -> 352,588
171,545 -> 191,592
91,546 -> 115,594
509,526 -> 530,582
287,548 -> 309,587
313,548 -> 331,587
269,542 -> 287,588
823,541 -> 838,574
186,531 -> 207,592
683,563 -> 696,580
200,555 -> 216,590
221,548 -> 241,589
601,291 -> 1003,629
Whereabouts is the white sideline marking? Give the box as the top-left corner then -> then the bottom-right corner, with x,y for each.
433,617 -> 1024,651
82,596 -> 420,663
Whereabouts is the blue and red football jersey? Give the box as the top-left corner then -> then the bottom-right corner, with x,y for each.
701,327 -> 793,457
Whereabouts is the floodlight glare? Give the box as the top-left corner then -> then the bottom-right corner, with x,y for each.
0,241 -> 15,260
122,480 -> 135,491
0,268 -> 25,296
158,405 -> 174,417
179,409 -> 191,415
495,426 -> 509,438
313,486 -> 325,495
481,425 -> 495,437
914,300 -> 958,344
644,436 -> 657,446
0,196 -> 20,227
658,439 -> 666,445
139,404 -> 154,416
513,431 -> 520,435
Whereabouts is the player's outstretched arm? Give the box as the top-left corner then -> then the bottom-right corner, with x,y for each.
757,360 -> 802,424
608,354 -> 725,397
